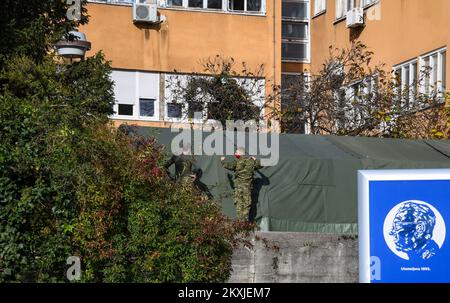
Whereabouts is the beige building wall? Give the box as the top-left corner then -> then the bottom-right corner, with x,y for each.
81,2 -> 280,90
310,0 -> 449,89
80,2 -> 281,127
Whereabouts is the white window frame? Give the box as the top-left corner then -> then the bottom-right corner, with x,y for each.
361,0 -> 378,8
342,74 -> 378,128
228,0 -> 266,13
162,0 -> 266,14
335,0 -> 354,20
282,0 -> 310,63
393,59 -> 418,107
89,0 -> 267,14
164,73 -> 213,123
418,47 -> 447,97
112,70 -> 160,121
314,0 -> 326,16
164,73 -> 265,123
183,0 -> 223,10
164,73 -> 187,123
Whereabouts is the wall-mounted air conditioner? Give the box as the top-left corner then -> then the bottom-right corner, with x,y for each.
133,0 -> 159,23
346,7 -> 364,28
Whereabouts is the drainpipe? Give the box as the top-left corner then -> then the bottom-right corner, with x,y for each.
273,0 -> 277,86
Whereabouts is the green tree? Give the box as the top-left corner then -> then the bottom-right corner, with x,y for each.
0,0 -> 88,67
166,56 -> 269,126
0,1 -> 254,282
279,42 -> 447,138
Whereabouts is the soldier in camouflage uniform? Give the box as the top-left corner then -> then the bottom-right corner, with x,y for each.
221,147 -> 262,221
164,143 -> 199,186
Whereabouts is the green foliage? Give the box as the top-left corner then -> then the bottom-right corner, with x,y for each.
0,57 -> 254,281
0,0 -> 88,67
0,1 -> 254,282
279,41 -> 447,138
167,56 -> 266,126
1,59 -> 254,281
0,50 -> 116,281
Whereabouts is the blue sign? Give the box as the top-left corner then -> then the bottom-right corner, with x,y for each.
358,169 -> 450,283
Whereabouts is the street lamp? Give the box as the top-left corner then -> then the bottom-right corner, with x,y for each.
55,30 -> 91,61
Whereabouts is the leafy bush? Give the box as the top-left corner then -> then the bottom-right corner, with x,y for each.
0,0 -> 254,282
0,54 -> 253,283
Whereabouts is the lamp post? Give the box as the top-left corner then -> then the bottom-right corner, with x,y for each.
55,30 -> 91,62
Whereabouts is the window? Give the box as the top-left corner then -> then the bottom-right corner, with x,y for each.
207,0 -> 222,9
164,0 -> 264,12
188,101 -> 204,118
335,0 -> 354,20
419,48 -> 447,97
282,22 -> 308,39
168,0 -> 183,6
393,60 -> 418,106
188,0 -> 203,7
282,0 -> 309,62
118,104 -> 133,116
229,0 -> 263,12
282,42 -> 308,61
96,0 -> 135,4
165,73 -> 265,122
247,0 -> 262,11
340,75 -> 378,130
346,75 -> 378,103
229,0 -> 244,10
281,73 -> 310,134
139,99 -> 155,117
111,70 -> 160,120
282,0 -> 308,19
167,103 -> 183,118
361,0 -> 377,7
314,0 -> 326,15
394,60 -> 418,104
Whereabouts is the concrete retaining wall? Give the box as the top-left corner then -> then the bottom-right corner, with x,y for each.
229,232 -> 358,283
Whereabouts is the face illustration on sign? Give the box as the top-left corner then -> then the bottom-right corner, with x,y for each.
383,200 -> 446,261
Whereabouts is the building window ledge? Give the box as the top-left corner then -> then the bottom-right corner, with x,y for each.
282,59 -> 311,64
312,10 -> 326,19
333,16 -> 347,25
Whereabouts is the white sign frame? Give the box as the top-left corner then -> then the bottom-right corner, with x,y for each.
358,169 -> 450,283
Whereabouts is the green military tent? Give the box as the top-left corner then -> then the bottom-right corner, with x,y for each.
133,126 -> 450,234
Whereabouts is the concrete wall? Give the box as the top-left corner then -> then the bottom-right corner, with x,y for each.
229,232 -> 358,283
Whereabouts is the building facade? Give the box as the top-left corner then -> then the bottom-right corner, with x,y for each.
81,0 -> 282,127
81,0 -> 448,130
310,0 -> 448,95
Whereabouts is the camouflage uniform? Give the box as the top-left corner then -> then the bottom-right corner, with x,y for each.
164,154 -> 199,186
222,156 -> 262,221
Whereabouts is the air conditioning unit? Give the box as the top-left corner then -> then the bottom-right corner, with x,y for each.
346,7 -> 364,28
133,0 -> 158,23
